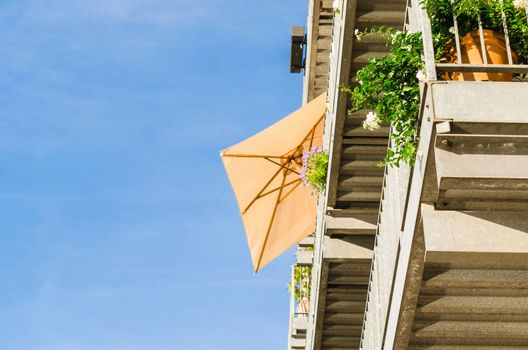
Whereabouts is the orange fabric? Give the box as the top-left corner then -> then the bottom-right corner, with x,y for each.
220,93 -> 326,272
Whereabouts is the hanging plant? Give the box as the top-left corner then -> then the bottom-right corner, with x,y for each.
300,146 -> 329,194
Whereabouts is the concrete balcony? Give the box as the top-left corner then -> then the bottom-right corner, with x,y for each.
361,80 -> 528,349
303,0 -> 407,348
288,238 -> 315,350
310,234 -> 373,350
297,237 -> 315,266
290,317 -> 309,350
408,204 -> 528,348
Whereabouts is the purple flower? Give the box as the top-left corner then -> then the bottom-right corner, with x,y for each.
299,147 -> 328,193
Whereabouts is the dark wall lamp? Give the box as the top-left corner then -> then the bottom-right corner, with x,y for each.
290,26 -> 306,73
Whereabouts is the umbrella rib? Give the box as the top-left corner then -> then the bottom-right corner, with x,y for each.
241,166 -> 283,215
258,178 -> 302,199
279,179 -> 303,204
308,123 -> 317,150
281,115 -> 325,157
264,158 -> 300,175
255,171 -> 287,272
299,115 -> 325,150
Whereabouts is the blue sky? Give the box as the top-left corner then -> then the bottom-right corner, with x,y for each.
0,1 -> 307,349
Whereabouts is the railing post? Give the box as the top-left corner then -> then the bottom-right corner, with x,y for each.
451,1 -> 462,64
499,0 -> 514,64
411,0 -> 437,80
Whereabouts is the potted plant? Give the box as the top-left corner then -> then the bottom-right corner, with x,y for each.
424,0 -> 528,81
300,146 -> 329,194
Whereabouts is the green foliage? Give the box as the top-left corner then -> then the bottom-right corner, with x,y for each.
423,0 -> 528,63
301,147 -> 329,194
341,2 -> 528,167
288,265 -> 312,303
342,30 -> 424,166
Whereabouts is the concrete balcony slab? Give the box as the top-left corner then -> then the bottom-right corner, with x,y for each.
421,204 -> 528,269
430,82 -> 528,123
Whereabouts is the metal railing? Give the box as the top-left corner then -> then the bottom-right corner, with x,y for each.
287,252 -> 312,350
290,264 -> 311,317
407,0 -> 528,78
287,266 -> 298,350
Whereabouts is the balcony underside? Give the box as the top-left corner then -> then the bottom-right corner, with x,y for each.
326,0 -> 407,211
366,81 -> 528,349
314,235 -> 374,350
435,132 -> 528,210
308,0 -> 407,348
313,214 -> 377,350
407,204 -> 528,348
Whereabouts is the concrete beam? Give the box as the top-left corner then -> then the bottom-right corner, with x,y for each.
421,204 -> 528,269
296,248 -> 313,266
292,316 -> 308,332
435,146 -> 528,183
323,236 -> 373,261
289,337 -> 306,349
325,214 -> 377,235
431,81 -> 528,123
299,236 -> 315,246
325,0 -> 358,208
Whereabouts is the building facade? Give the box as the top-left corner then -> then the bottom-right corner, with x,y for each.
288,0 -> 528,349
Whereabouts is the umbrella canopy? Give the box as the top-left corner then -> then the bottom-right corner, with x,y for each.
220,93 -> 326,272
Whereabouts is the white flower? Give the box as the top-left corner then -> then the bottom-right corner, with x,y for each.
363,111 -> 381,131
390,30 -> 402,44
514,0 -> 528,9
416,70 -> 426,82
333,0 -> 340,13
354,29 -> 362,41
449,26 -> 456,34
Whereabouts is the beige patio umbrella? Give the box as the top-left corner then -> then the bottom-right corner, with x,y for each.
220,93 -> 326,272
